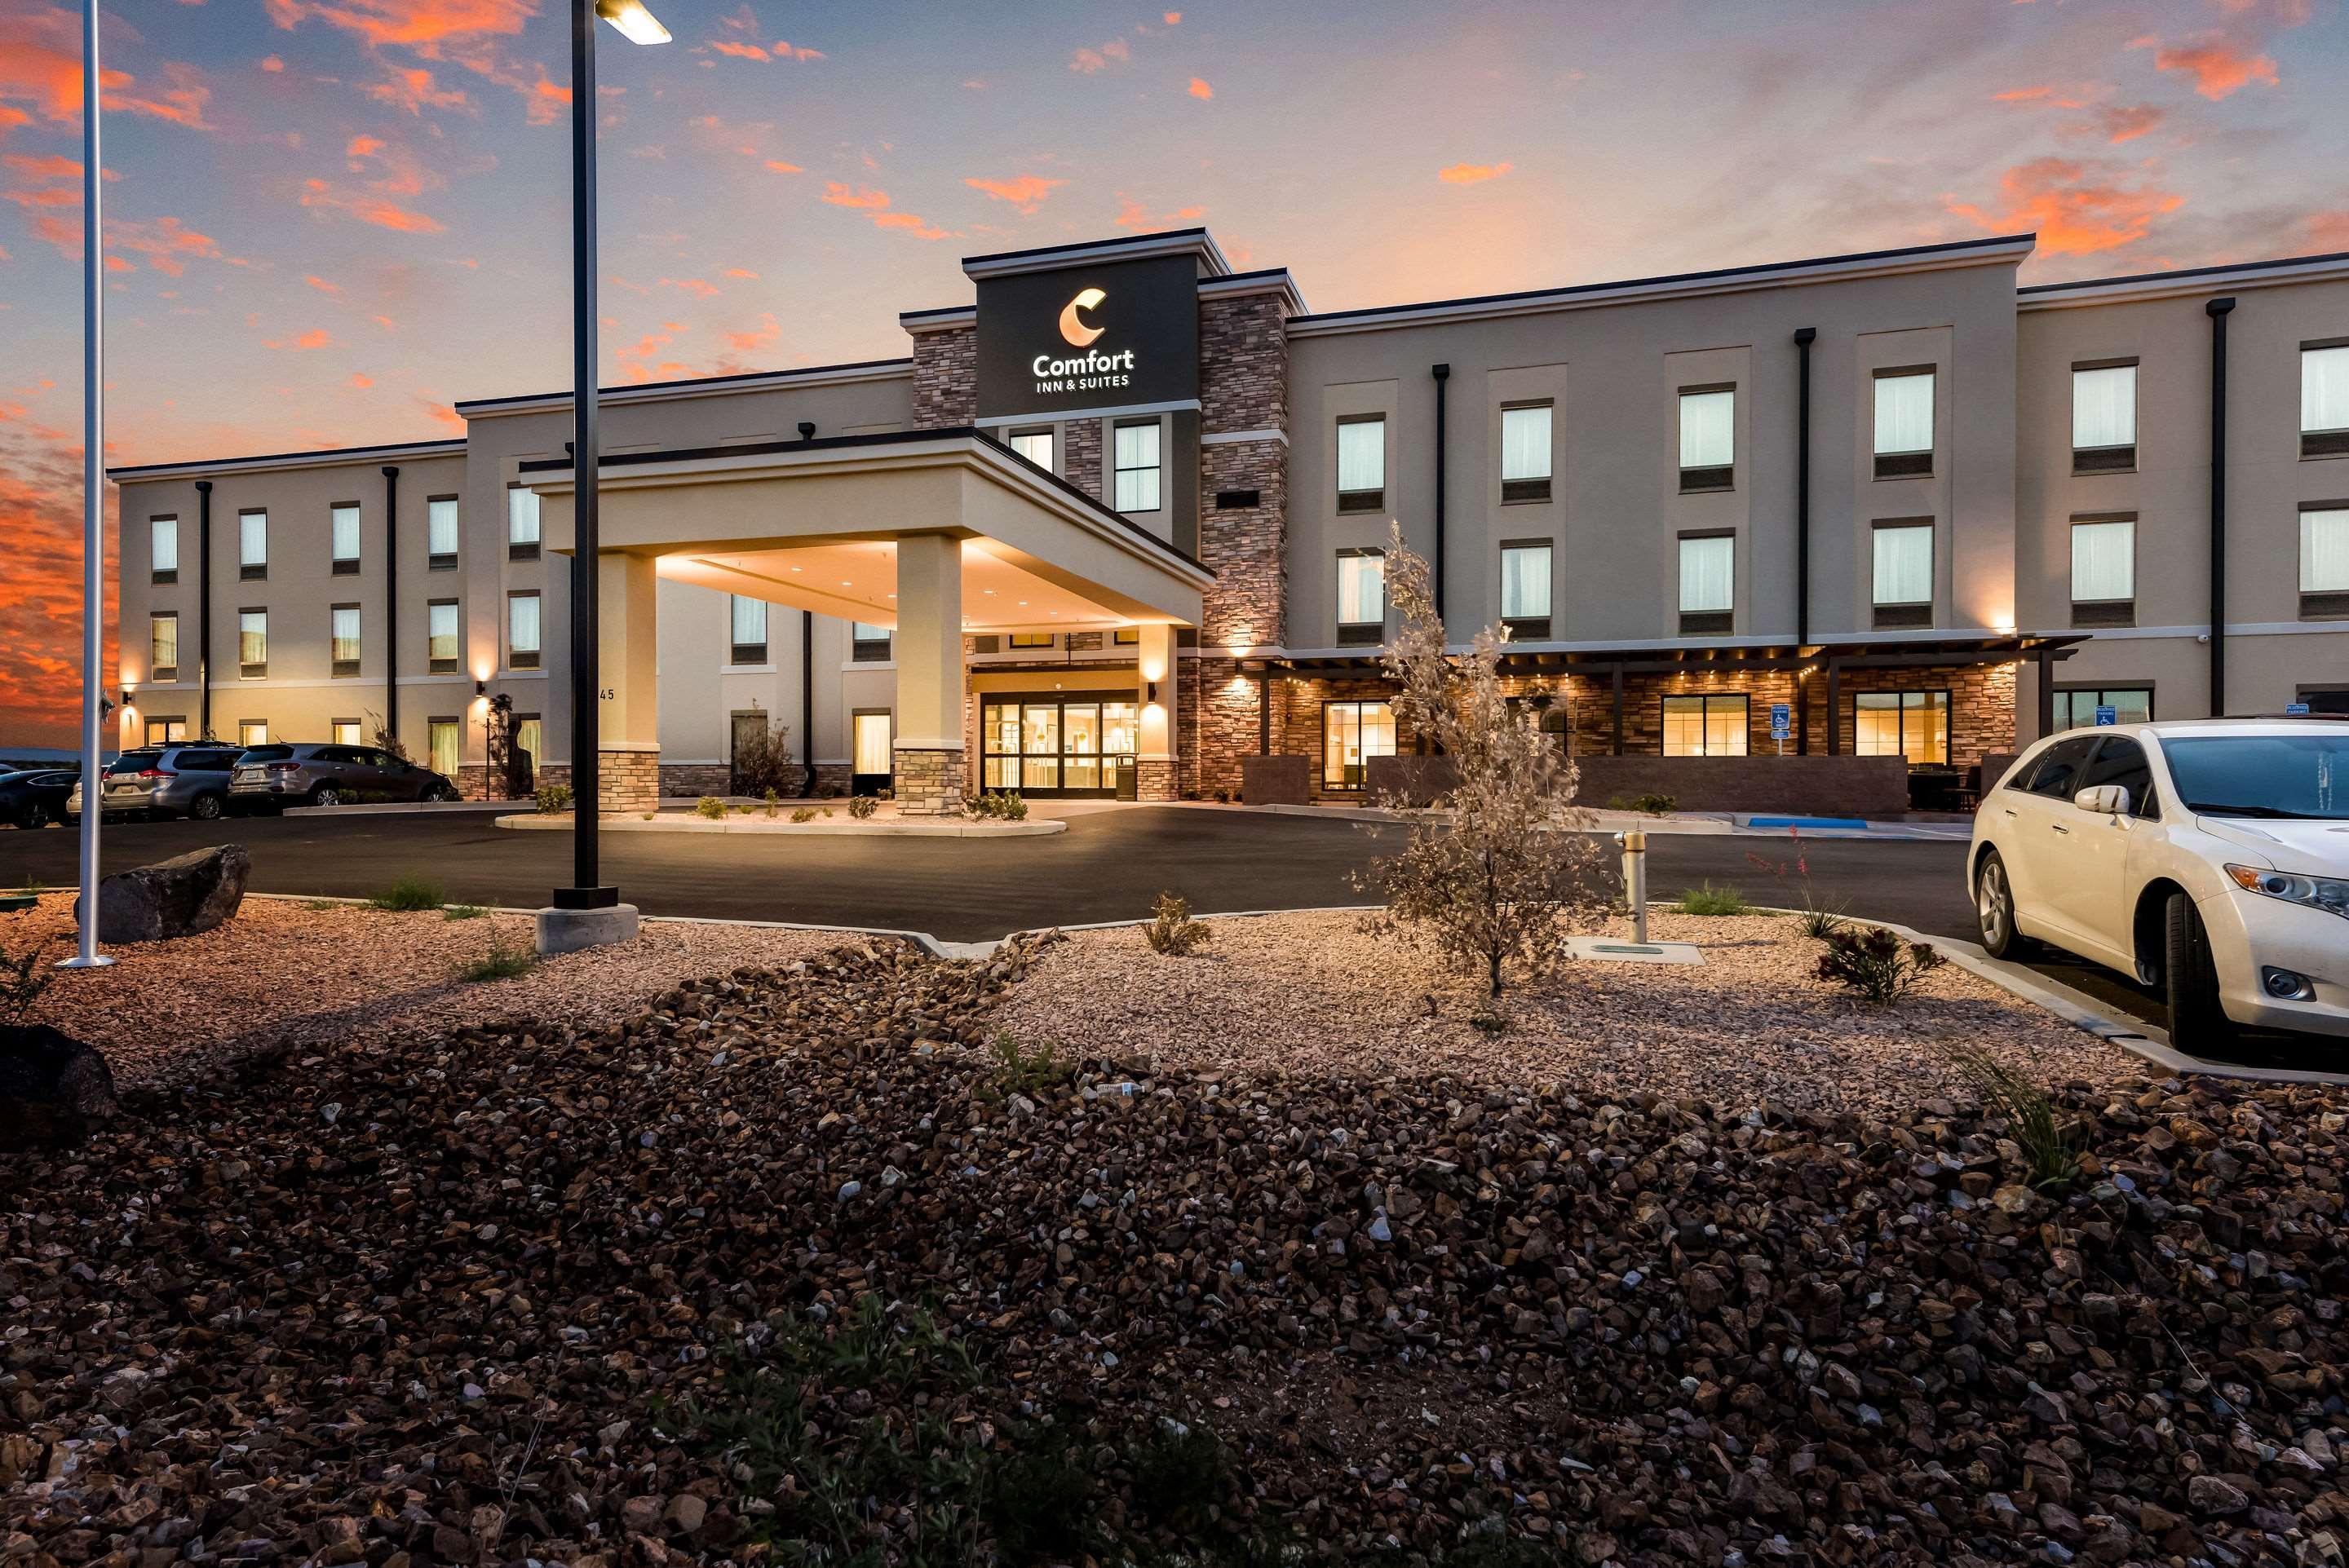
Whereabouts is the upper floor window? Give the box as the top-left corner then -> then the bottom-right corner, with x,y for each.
427,497 -> 460,568
729,594 -> 768,665
1113,420 -> 1161,512
1336,415 -> 1386,512
1677,531 -> 1733,636
149,612 -> 179,682
2072,362 -> 2137,473
852,621 -> 893,661
331,502 -> 362,574
1112,627 -> 1140,646
1499,541 -> 1551,638
331,604 -> 361,678
1009,429 -> 1055,471
1336,548 -> 1385,646
2070,515 -> 2136,628
150,517 -> 179,584
1871,519 -> 1933,629
1873,369 -> 1935,479
2303,343 -> 2349,459
427,599 -> 460,674
1677,387 -> 1734,492
508,591 -> 541,670
238,609 -> 268,678
1006,631 -> 1053,650
1501,404 -> 1553,503
239,510 -> 268,580
2302,504 -> 2349,619
508,487 -> 541,561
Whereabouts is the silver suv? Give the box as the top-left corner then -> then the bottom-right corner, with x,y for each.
67,744 -> 244,821
229,743 -> 462,810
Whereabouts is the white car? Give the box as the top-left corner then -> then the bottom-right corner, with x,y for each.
1969,718 -> 2349,1052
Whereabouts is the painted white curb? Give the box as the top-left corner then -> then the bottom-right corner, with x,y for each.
492,812 -> 1064,837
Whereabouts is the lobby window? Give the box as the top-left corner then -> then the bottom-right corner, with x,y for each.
237,609 -> 268,678
1336,548 -> 1385,646
1113,420 -> 1161,512
728,595 -> 768,665
2302,504 -> 2349,619
330,603 -> 361,678
2054,687 -> 2153,730
853,711 -> 894,781
331,502 -> 361,575
1113,627 -> 1139,646
427,497 -> 460,569
1500,541 -> 1552,639
150,517 -> 179,584
427,599 -> 460,674
1006,631 -> 1053,650
853,621 -> 894,660
2072,362 -> 2137,474
238,719 -> 268,748
1872,369 -> 1935,479
515,713 -> 542,770
239,510 -> 268,581
146,718 -> 188,745
1501,404 -> 1553,503
1677,531 -> 1734,636
1008,428 -> 1055,472
1322,699 -> 1396,790
149,612 -> 179,682
332,718 -> 362,746
1677,386 -> 1734,492
1871,519 -> 1933,629
508,590 -> 542,670
2303,342 -> 2349,459
1661,694 -> 1748,757
429,717 -> 460,780
1337,415 -> 1386,513
507,487 -> 540,561
2070,515 -> 2136,627
1854,690 -> 1950,765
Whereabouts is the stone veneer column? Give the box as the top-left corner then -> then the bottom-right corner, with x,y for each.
910,325 -> 976,428
891,532 -> 968,815
1136,622 -> 1179,802
597,551 -> 661,815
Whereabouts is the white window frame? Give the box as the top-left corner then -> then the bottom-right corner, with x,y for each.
1499,541 -> 1551,623
507,591 -> 542,669
427,599 -> 461,674
1113,420 -> 1161,513
149,612 -> 179,680
2071,363 -> 2137,459
1678,533 -> 1734,615
1500,404 -> 1553,493
427,497 -> 460,564
1872,369 -> 1936,458
330,502 -> 362,570
2070,517 -> 2137,605
239,510 -> 268,573
1335,549 -> 1385,634
1677,387 -> 1735,477
150,517 -> 179,579
1871,521 -> 1934,607
1336,415 -> 1386,510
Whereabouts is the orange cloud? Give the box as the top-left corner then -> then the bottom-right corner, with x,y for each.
1164,10 -> 1182,21
263,0 -> 534,55
261,55 -> 286,73
414,397 -> 465,432
2307,212 -> 2349,253
773,41 -> 824,60
303,273 -> 342,294
872,211 -> 954,240
763,158 -> 803,174
711,39 -> 769,60
719,311 -> 782,365
346,133 -> 385,157
300,177 -> 446,233
524,73 -> 568,126
660,276 -> 720,298
2096,104 -> 2165,144
965,173 -> 1067,213
1946,157 -> 2183,256
1112,195 -> 1205,230
368,65 -> 470,114
267,327 -> 337,350
721,267 -> 759,278
1070,38 -> 1131,73
1438,161 -> 1513,184
347,372 -> 374,388
2134,33 -> 2278,98
822,182 -> 891,209
1187,77 -> 1212,99
106,62 -> 214,129
1993,82 -> 2097,108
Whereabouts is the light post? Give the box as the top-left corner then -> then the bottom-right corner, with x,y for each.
550,0 -> 668,921
61,0 -> 113,970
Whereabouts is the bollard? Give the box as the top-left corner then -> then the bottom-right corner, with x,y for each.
1616,827 -> 1649,944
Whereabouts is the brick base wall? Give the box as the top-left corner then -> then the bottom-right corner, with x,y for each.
893,745 -> 967,815
1136,757 -> 1177,802
661,763 -> 732,798
599,748 -> 660,815
1574,755 -> 1913,818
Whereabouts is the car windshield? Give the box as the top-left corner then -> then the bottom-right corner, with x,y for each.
239,745 -> 295,762
105,752 -> 162,775
2162,734 -> 2349,820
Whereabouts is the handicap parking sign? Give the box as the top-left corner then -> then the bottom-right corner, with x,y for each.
2095,704 -> 2117,726
2287,702 -> 2311,715
1769,702 -> 1791,740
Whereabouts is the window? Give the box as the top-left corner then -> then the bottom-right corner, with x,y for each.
515,713 -> 542,768
1336,415 -> 1386,512
427,497 -> 459,568
853,711 -> 893,778
427,599 -> 460,674
1336,549 -> 1385,645
1873,369 -> 1935,479
429,718 -> 460,779
2053,687 -> 2154,730
2016,734 -> 2098,798
1113,420 -> 1161,512
1853,690 -> 1950,765
1113,627 -> 1139,646
1006,632 -> 1052,650
508,591 -> 542,670
146,718 -> 188,745
853,621 -> 893,660
2077,735 -> 2159,819
507,487 -> 540,560
1501,404 -> 1552,503
238,609 -> 268,678
1322,700 -> 1396,789
1871,520 -> 1933,629
1661,694 -> 1748,757
150,517 -> 179,584
1677,532 -> 1734,636
331,718 -> 362,746
239,510 -> 268,580
1677,387 -> 1734,492
149,612 -> 179,682
2301,505 -> 2349,619
2072,363 -> 2137,473
2303,343 -> 2349,459
331,604 -> 361,678
238,719 -> 268,748
728,595 -> 768,665
1499,541 -> 1551,638
330,502 -> 361,574
1009,429 -> 1055,471
2070,516 -> 2136,627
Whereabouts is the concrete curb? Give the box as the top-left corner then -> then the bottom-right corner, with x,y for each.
240,890 -> 962,959
491,812 -> 1066,838
280,799 -> 515,818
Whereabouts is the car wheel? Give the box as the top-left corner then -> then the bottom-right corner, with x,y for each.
427,783 -> 459,803
2163,892 -> 2239,1055
188,792 -> 225,821
1974,849 -> 2031,960
20,802 -> 49,829
310,784 -> 343,808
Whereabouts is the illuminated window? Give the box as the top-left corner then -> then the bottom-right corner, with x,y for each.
149,612 -> 179,682
1661,694 -> 1747,757
1336,416 -> 1385,511
238,609 -> 268,678
507,487 -> 540,559
1322,700 -> 1396,789
1873,369 -> 1935,478
1336,550 -> 1384,645
146,718 -> 188,744
429,717 -> 460,778
1009,429 -> 1054,470
1678,387 -> 1733,491
332,503 -> 361,574
427,599 -> 460,674
508,591 -> 541,670
150,517 -> 179,583
1853,690 -> 1949,764
1113,421 -> 1161,512
238,719 -> 268,747
427,497 -> 459,568
1501,404 -> 1552,502
853,711 -> 893,777
331,604 -> 361,678
2073,363 -> 2136,473
1006,632 -> 1053,649
332,718 -> 363,746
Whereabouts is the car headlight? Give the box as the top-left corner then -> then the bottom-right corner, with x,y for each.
2227,864 -> 2349,919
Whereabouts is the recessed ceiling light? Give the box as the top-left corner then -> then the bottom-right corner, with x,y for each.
790,566 -> 803,573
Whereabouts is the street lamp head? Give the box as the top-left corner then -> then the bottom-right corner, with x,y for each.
595,0 -> 671,44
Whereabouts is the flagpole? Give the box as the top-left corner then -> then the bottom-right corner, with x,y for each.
61,0 -> 113,970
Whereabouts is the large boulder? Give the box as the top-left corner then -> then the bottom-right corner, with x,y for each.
0,1024 -> 117,1147
76,843 -> 252,942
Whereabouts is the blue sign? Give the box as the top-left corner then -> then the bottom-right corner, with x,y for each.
2287,702 -> 2311,716
2095,705 -> 2117,726
1769,702 -> 1791,740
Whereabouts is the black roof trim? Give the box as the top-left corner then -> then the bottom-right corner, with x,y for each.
454,356 -> 914,413
960,227 -> 1211,267
110,437 -> 465,480
897,305 -> 973,320
2019,249 -> 2349,294
1291,233 -> 2037,325
1205,267 -> 1290,285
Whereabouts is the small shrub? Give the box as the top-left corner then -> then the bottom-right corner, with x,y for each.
985,1031 -> 1073,1102
762,785 -> 781,819
1127,1424 -> 1232,1529
301,897 -> 342,912
790,806 -> 818,823
1815,924 -> 1945,1005
1630,792 -> 1677,815
984,1449 -> 1097,1561
369,874 -> 445,912
456,927 -> 537,983
695,795 -> 727,820
847,794 -> 878,820
728,714 -> 796,798
534,783 -> 572,815
444,903 -> 488,921
1796,900 -> 1847,939
1144,890 -> 1212,956
972,791 -> 1029,821
0,935 -> 54,1021
1674,881 -> 1748,917
1949,1045 -> 2080,1189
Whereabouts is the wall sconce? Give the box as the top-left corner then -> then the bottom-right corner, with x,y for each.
475,679 -> 488,697
1148,681 -> 1160,703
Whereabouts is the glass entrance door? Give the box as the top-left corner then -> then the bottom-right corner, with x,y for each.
981,696 -> 1136,797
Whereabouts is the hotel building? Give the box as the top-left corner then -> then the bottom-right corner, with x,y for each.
108,227 -> 2349,813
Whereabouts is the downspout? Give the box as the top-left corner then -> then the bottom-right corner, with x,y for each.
801,611 -> 816,797
1431,364 -> 1449,624
1793,326 -> 1816,754
382,465 -> 400,744
2205,297 -> 2235,718
194,480 -> 213,739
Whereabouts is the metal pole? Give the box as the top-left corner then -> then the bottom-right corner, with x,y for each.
63,0 -> 113,970
1617,828 -> 1648,944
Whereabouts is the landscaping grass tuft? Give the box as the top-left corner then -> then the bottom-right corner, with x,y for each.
454,929 -> 536,983
1673,881 -> 1749,917
369,875 -> 445,912
301,897 -> 343,912
443,903 -> 488,921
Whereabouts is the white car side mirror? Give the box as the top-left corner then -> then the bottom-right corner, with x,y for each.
2073,784 -> 2131,815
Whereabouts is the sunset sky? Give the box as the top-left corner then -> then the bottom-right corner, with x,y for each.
1,0 -> 2344,745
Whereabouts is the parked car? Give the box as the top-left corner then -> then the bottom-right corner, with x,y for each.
66,744 -> 243,821
0,767 -> 77,828
1968,718 -> 2349,1051
228,742 -> 462,810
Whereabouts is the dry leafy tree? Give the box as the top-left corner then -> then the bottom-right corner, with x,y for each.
728,713 -> 797,797
1355,524 -> 1605,1018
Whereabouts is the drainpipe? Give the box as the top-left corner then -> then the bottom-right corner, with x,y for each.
1431,364 -> 1449,624
801,611 -> 816,797
2205,297 -> 2235,718
1793,328 -> 1816,646
382,465 -> 400,744
194,480 -> 213,739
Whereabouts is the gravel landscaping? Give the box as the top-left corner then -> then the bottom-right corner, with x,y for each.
995,910 -> 2139,1116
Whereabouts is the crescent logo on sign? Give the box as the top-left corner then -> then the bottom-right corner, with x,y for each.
1058,287 -> 1107,347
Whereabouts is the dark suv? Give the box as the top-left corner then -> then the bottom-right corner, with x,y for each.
230,743 -> 462,810
67,745 -> 244,821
